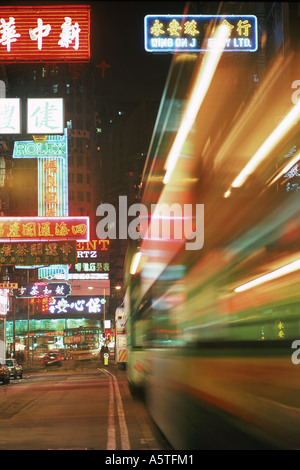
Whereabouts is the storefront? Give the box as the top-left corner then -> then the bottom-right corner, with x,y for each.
6,316 -> 101,362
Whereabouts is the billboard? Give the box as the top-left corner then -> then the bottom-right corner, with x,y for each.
0,5 -> 90,62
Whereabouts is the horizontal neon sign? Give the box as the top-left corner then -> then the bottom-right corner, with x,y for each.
13,138 -> 67,158
0,241 -> 77,265
0,217 -> 89,242
144,15 -> 258,52
0,5 -> 90,63
13,282 -> 71,299
48,296 -> 106,315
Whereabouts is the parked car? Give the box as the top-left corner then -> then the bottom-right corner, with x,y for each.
41,352 -> 62,367
0,360 -> 10,384
4,359 -> 23,379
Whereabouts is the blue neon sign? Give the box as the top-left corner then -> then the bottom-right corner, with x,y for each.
144,15 -> 258,53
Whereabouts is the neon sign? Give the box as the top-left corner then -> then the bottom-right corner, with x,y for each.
13,282 -> 71,299
76,240 -> 109,259
0,216 -> 89,242
68,273 -> 109,280
13,138 -> 67,158
144,15 -> 258,52
27,98 -> 64,134
0,98 -> 21,134
76,239 -> 110,252
0,5 -> 90,62
0,241 -> 77,265
72,262 -> 109,273
48,296 -> 106,315
0,289 -> 9,316
13,129 -> 69,217
69,239 -> 110,279
38,265 -> 69,280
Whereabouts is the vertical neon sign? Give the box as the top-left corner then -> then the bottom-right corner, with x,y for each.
37,134 -> 69,216
14,128 -> 68,216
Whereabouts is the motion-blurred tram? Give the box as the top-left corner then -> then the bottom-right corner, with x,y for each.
124,18 -> 300,449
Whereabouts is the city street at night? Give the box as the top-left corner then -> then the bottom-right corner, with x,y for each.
1,0 -> 300,453
0,361 -> 171,451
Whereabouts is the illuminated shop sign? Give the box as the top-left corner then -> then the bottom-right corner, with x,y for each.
13,282 -> 71,299
64,335 -> 96,344
68,273 -> 109,280
0,216 -> 89,242
39,157 -> 68,217
38,265 -> 69,280
0,5 -> 90,63
76,239 -> 110,256
68,239 -> 110,279
71,261 -> 109,274
27,98 -> 64,134
0,98 -> 21,134
31,296 -> 50,312
13,139 -> 66,157
0,289 -> 9,316
13,129 -> 68,217
144,15 -> 258,52
0,241 -> 77,265
47,296 -> 106,315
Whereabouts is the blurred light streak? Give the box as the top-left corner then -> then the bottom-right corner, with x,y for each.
234,258 -> 300,292
266,151 -> 300,186
130,252 -> 142,275
163,23 -> 231,184
230,98 -> 300,189
141,262 -> 167,280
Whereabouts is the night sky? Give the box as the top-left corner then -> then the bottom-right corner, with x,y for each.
90,1 -> 188,100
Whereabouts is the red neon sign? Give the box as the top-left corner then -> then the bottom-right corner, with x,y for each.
0,5 -> 90,63
0,217 -> 89,242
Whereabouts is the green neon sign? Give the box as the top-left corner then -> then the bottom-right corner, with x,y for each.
13,140 -> 66,158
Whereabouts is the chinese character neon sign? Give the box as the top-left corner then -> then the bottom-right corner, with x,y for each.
0,289 -> 9,316
14,282 -> 71,299
27,98 -> 64,134
48,296 -> 106,315
144,15 -> 258,52
0,98 -> 20,134
0,216 -> 89,242
0,241 -> 77,265
0,5 -> 90,62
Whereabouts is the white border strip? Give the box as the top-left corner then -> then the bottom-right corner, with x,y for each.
100,368 -> 130,450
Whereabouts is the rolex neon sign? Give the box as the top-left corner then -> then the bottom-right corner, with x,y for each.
13,140 -> 66,158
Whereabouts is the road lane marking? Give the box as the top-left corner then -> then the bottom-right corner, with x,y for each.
100,368 -> 130,450
107,373 -> 116,450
